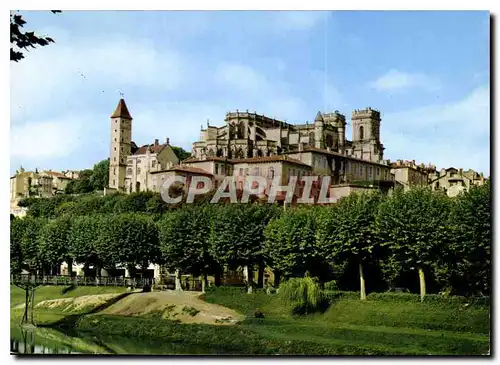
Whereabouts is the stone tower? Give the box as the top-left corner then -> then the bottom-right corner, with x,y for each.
314,111 -> 325,149
351,107 -> 384,162
109,98 -> 133,191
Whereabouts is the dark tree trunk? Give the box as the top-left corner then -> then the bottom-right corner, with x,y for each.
258,262 -> 265,288
274,271 -> 281,288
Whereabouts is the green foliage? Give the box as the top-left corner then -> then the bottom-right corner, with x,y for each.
68,215 -> 103,267
11,11 -> 60,62
11,217 -> 47,273
170,146 -> 191,161
278,275 -> 325,314
376,187 -> 452,295
442,182 -> 491,295
264,208 -> 322,278
98,214 -> 160,270
158,205 -> 216,275
38,217 -> 72,268
210,204 -> 279,272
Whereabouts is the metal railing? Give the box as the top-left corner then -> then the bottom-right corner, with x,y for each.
10,274 -> 154,288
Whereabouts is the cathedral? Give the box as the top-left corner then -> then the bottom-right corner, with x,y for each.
108,98 -> 397,200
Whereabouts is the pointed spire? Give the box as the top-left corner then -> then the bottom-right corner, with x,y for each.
111,98 -> 132,119
315,111 -> 323,122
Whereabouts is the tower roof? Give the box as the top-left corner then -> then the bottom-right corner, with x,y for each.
315,111 -> 323,122
111,98 -> 132,119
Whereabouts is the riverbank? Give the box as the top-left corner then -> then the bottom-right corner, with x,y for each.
10,286 -> 490,355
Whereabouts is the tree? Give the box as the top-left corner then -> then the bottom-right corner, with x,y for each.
443,182 -> 491,295
278,273 -> 324,315
324,192 -> 383,300
12,218 -> 47,274
89,159 -> 109,191
376,187 -> 451,302
170,146 -> 191,161
68,215 -> 104,275
38,217 -> 72,275
210,204 -> 278,293
11,11 -> 61,62
97,214 -> 160,277
264,207 -> 323,286
158,205 -> 217,291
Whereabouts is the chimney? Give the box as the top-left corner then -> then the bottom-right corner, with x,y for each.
166,137 -> 170,145
154,139 -> 159,146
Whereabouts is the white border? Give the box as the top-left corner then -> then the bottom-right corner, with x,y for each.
2,1 -> 497,365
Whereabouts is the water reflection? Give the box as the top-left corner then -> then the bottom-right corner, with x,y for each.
10,325 -> 230,355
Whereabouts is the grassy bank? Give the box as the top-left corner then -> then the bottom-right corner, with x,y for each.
11,285 -> 491,355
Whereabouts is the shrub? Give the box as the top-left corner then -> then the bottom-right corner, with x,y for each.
278,275 -> 326,315
254,309 -> 265,318
324,280 -> 338,291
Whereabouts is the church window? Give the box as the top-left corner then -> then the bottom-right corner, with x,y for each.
138,168 -> 141,174
215,164 -> 219,175
114,147 -> 116,151
359,126 -> 364,140
113,180 -> 115,186
127,168 -> 132,176
114,157 -> 116,162
114,129 -> 117,133
114,138 -> 117,142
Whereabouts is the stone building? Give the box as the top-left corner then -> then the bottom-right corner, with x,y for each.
107,99 -> 395,201
108,99 -> 180,193
428,167 -> 486,197
390,160 -> 435,191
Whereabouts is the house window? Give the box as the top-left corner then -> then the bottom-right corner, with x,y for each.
112,179 -> 115,186
215,164 -> 219,175
137,168 -> 141,174
245,168 -> 249,176
137,159 -> 142,164
269,167 -> 275,179
312,156 -> 316,166
377,168 -> 380,176
127,168 -> 132,175
360,165 -> 364,174
114,157 -> 117,162
253,167 -> 259,176
353,164 -> 358,174
152,160 -> 156,168
239,168 -> 243,176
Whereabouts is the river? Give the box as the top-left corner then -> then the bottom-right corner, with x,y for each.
10,325 -> 226,355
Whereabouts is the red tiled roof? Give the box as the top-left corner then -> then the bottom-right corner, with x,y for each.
133,143 -> 167,155
111,98 -> 132,119
231,155 -> 311,167
151,166 -> 213,176
43,171 -> 71,179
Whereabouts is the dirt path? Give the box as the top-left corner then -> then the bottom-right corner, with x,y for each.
101,290 -> 244,325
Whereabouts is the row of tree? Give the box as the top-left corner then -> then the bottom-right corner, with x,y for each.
11,183 -> 490,299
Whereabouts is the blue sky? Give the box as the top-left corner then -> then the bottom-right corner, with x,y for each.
10,10 -> 490,175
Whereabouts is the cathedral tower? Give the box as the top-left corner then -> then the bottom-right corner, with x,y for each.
109,99 -> 133,191
351,107 -> 384,162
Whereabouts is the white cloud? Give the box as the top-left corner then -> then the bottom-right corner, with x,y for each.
10,31 -> 188,123
271,11 -> 326,31
368,69 -> 441,93
214,63 -> 268,93
10,116 -> 87,159
382,85 -> 490,175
